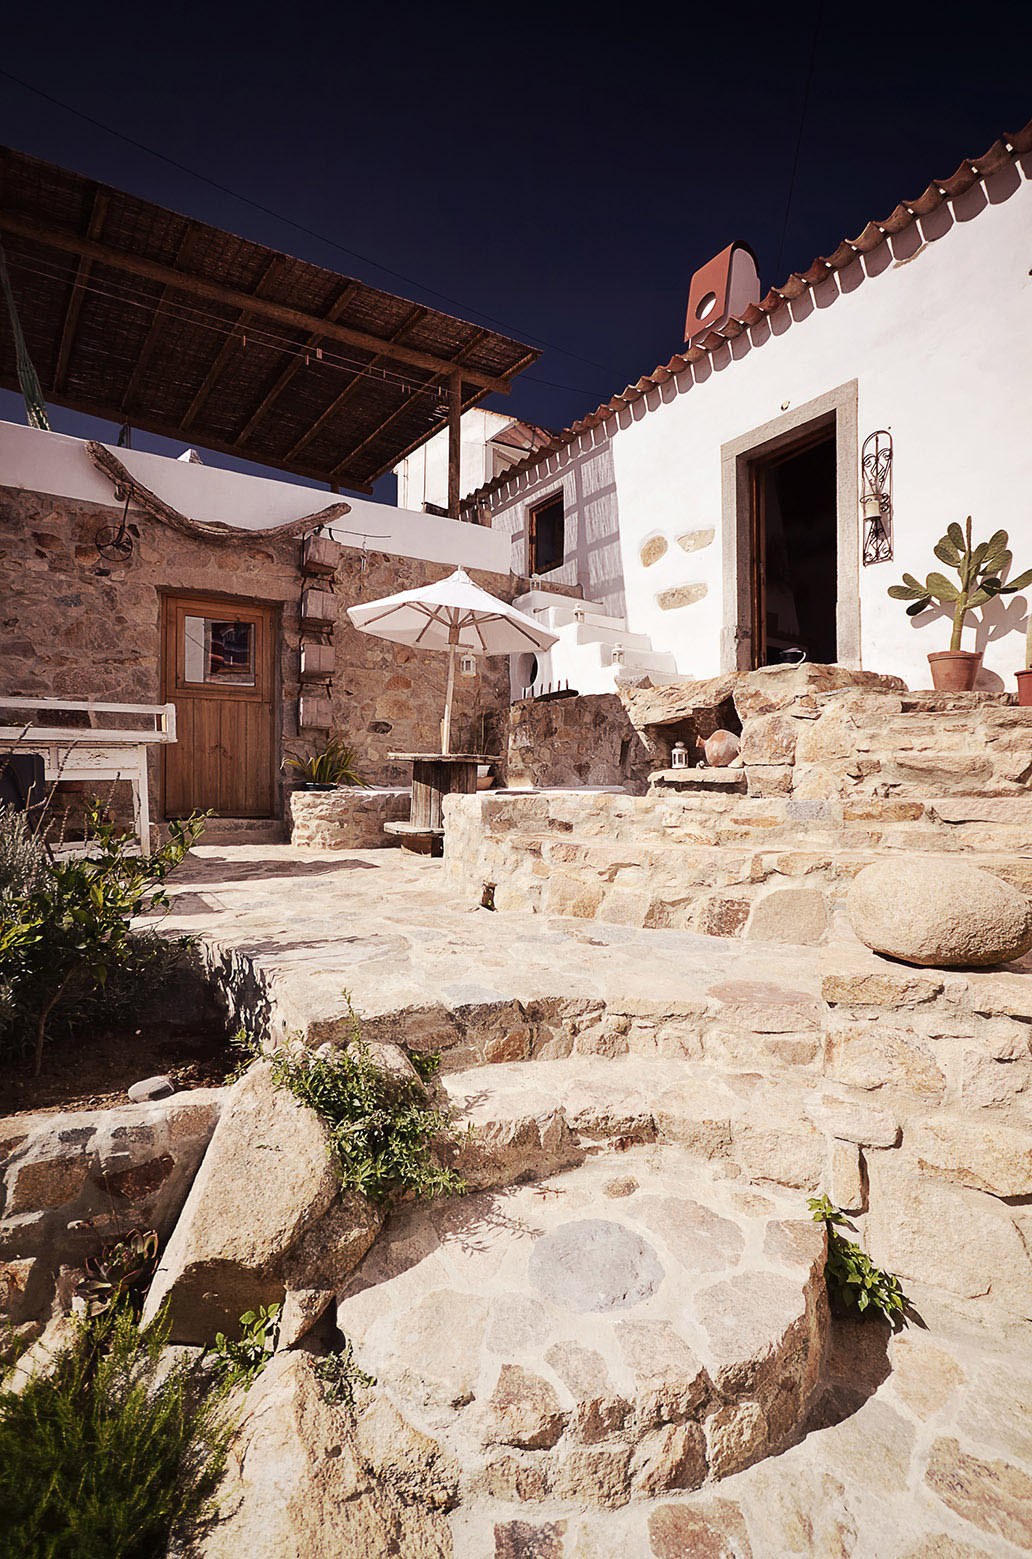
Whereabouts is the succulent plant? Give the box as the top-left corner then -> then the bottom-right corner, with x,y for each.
283,737 -> 367,787
78,1228 -> 160,1317
888,518 -> 1032,652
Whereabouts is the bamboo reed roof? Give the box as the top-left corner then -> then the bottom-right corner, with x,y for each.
0,147 -> 539,492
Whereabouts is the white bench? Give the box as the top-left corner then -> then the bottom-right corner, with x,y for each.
0,699 -> 177,853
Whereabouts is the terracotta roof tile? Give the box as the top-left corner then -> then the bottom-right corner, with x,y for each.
461,118 -> 1032,517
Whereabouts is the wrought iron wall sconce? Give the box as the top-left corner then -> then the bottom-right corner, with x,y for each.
861,429 -> 893,565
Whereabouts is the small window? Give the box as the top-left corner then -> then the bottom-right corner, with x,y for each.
530,493 -> 565,574
183,616 -> 256,686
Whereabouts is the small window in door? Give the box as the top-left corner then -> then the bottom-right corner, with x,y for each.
183,616 -> 256,686
529,493 -> 565,574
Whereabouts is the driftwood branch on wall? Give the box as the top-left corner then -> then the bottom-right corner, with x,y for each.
85,441 -> 351,546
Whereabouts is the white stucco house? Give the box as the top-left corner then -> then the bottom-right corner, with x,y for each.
459,120 -> 1032,698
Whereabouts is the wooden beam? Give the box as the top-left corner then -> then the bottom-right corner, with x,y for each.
0,373 -> 374,493
232,281 -> 361,446
281,303 -> 428,463
52,191 -> 109,394
447,371 -> 462,519
179,256 -> 281,431
330,327 -> 492,481
0,213 -> 515,393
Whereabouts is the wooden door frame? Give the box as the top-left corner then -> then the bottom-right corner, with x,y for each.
719,381 -> 860,673
160,589 -> 282,820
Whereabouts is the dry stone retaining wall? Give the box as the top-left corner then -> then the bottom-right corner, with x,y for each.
0,1088 -> 221,1328
288,786 -> 411,848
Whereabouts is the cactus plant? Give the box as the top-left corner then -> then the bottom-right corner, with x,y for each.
888,517 -> 1032,651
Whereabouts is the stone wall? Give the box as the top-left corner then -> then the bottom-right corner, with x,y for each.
506,675 -> 741,795
0,484 -> 513,829
508,694 -> 652,792
288,787 -> 410,849
0,1088 -> 221,1329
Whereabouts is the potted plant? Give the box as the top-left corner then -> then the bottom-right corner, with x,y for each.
283,737 -> 367,790
888,518 -> 1032,692
1018,612 -> 1032,707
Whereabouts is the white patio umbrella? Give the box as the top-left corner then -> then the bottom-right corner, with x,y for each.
346,567 -> 558,754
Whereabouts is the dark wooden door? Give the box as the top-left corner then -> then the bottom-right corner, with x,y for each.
162,594 -> 276,817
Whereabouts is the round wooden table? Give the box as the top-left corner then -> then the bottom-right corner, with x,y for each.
386,752 -> 498,854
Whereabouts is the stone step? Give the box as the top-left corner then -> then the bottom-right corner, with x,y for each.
439,1054 -> 878,1194
161,816 -> 287,847
336,1146 -> 828,1507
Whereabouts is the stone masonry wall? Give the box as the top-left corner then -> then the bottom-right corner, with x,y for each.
0,484 -> 513,827
507,675 -> 741,795
508,694 -> 653,792
0,1088 -> 221,1329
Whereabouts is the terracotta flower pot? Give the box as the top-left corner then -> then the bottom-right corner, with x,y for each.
1016,669 -> 1032,707
927,650 -> 982,692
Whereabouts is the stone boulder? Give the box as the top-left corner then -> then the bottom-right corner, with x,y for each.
194,1353 -> 452,1558
141,1064 -> 380,1343
847,859 -> 1032,968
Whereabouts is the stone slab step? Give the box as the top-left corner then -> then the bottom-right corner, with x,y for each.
336,1147 -> 828,1506
170,817 -> 287,846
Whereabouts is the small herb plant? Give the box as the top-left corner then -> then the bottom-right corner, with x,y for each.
888,517 -> 1032,650
283,738 -> 367,788
313,1337 -> 375,1412
809,1195 -> 907,1325
207,1303 -> 281,1390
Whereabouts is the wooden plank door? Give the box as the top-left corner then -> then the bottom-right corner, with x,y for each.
162,594 -> 276,817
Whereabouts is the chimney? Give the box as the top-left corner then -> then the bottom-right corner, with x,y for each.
684,241 -> 761,344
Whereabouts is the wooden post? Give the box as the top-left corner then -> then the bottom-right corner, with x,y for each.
441,639 -> 457,755
447,373 -> 462,520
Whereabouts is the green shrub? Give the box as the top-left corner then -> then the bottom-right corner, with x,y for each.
0,1307 -> 232,1559
258,1024 -> 464,1206
808,1195 -> 907,1324
0,804 -> 205,1072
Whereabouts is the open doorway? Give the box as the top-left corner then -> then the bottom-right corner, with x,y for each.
749,429 -> 837,667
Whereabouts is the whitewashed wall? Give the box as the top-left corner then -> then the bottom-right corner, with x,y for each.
394,407 -> 515,513
489,429 -> 626,618
486,159 -> 1032,693
0,421 -> 510,574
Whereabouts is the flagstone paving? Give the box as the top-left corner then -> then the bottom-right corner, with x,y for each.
159,846 -> 1032,1556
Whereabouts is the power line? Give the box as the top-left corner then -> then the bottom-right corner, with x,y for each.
0,66 -> 612,375
773,0 -> 824,280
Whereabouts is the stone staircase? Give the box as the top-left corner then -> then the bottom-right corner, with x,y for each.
445,681 -> 1032,942
513,590 -> 677,693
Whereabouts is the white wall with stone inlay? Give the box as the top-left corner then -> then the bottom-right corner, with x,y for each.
481,161 -> 1032,693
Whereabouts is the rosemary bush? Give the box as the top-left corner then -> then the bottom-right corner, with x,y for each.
0,1307 -> 232,1559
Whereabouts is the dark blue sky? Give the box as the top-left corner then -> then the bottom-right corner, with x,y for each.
2,2 -> 1029,500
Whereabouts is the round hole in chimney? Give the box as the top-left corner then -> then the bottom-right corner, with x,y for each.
696,291 -> 718,320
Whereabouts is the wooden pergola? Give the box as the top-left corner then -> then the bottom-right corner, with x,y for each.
0,147 -> 539,504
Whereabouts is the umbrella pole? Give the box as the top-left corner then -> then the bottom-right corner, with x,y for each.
441,640 -> 457,755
